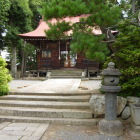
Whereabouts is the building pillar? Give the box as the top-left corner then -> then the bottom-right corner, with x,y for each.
66,42 -> 68,61
59,41 -> 60,60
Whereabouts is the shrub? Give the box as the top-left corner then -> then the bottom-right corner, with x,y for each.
0,56 -> 12,96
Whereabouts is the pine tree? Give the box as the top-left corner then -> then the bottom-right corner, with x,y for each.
40,0 -> 125,62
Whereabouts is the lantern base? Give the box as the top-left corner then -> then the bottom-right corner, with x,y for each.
95,134 -> 123,140
101,85 -> 121,93
98,119 -> 123,136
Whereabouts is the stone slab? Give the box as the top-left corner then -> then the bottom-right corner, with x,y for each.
0,122 -> 11,130
3,126 -> 26,131
32,124 -> 49,137
10,130 -> 33,136
0,122 -> 50,140
0,134 -> 22,140
21,136 -> 40,140
8,123 -> 40,127
0,130 -> 13,135
25,126 -> 38,131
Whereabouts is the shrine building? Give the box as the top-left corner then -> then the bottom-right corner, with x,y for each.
19,15 -> 102,77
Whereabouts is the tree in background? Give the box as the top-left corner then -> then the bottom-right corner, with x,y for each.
5,0 -> 33,78
0,0 -> 10,53
40,0 -> 129,63
0,56 -> 12,96
3,0 -> 44,78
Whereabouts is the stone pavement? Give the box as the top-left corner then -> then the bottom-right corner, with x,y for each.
9,79 -> 82,93
41,124 -> 132,140
9,79 -> 101,93
0,122 -> 49,140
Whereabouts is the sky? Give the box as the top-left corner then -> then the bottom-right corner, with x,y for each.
1,50 -> 10,61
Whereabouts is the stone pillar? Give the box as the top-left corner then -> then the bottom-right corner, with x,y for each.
105,93 -> 117,120
98,62 -> 123,139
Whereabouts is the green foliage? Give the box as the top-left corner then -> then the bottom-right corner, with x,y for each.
40,0 -> 89,20
104,21 -> 140,97
0,57 -> 12,96
40,0 -> 124,62
0,0 -> 11,49
3,0 -> 43,67
71,25 -> 109,62
46,21 -> 72,39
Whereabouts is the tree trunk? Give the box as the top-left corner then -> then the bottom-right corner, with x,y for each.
132,0 -> 136,14
23,53 -> 27,76
21,49 -> 27,77
100,27 -> 116,53
132,0 -> 136,23
11,46 -> 17,78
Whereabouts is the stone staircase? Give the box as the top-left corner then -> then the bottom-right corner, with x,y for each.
49,69 -> 83,78
0,92 -> 98,126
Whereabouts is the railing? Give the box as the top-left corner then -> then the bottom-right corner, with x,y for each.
83,59 -> 99,77
39,60 -> 52,71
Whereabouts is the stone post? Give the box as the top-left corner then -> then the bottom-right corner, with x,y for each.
98,62 -> 123,139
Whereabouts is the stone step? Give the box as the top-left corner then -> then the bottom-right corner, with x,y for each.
51,74 -> 82,76
51,72 -> 82,74
0,115 -> 98,126
0,95 -> 90,102
0,107 -> 92,119
49,76 -> 83,79
0,100 -> 90,109
9,92 -> 91,96
51,70 -> 82,72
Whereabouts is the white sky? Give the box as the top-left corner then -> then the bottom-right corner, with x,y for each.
1,50 -> 10,61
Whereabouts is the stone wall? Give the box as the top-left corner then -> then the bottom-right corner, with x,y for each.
89,94 -> 140,120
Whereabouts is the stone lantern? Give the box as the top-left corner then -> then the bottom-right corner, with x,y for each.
98,62 -> 123,139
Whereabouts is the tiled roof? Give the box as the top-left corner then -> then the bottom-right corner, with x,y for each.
19,15 -> 102,38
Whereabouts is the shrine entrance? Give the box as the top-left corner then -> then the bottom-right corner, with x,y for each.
60,51 -> 76,68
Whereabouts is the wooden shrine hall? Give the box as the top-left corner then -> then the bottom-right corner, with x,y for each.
19,15 -> 101,77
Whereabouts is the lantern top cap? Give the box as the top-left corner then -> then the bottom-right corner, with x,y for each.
101,62 -> 121,76
108,62 -> 115,69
